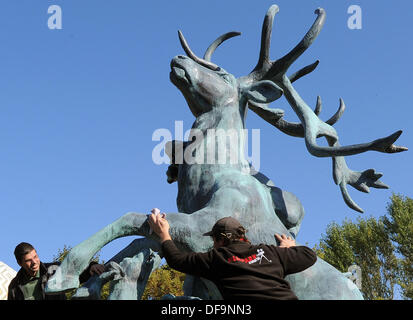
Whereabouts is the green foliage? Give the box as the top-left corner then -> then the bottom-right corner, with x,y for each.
317,217 -> 397,299
100,282 -> 110,300
53,245 -> 102,264
315,194 -> 413,300
53,244 -> 72,263
382,194 -> 413,299
142,264 -> 185,300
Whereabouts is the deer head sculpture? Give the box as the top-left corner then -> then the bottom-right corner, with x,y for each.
172,5 -> 407,213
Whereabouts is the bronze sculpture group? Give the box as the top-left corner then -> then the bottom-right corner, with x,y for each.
44,4 -> 407,300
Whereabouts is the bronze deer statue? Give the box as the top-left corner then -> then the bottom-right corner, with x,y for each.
45,4 -> 406,299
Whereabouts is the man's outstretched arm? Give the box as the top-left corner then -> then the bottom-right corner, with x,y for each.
147,209 -> 215,278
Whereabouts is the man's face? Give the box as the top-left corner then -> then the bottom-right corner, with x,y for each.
19,249 -> 40,277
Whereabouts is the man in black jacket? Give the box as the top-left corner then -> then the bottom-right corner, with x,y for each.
148,211 -> 317,300
8,242 -> 105,300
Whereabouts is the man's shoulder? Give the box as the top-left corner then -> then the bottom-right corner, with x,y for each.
8,267 -> 25,287
221,241 -> 273,254
253,243 -> 280,257
8,273 -> 19,288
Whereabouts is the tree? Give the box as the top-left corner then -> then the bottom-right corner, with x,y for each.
314,194 -> 413,300
142,264 -> 185,300
53,244 -> 72,263
314,217 -> 397,300
382,194 -> 413,299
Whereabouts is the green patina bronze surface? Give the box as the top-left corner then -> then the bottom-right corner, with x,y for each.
45,4 -> 407,300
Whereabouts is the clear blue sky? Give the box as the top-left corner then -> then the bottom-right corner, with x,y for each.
1,0 -> 412,276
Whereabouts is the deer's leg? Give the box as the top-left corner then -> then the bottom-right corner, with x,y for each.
108,248 -> 162,300
45,213 -> 150,293
45,210 -> 215,294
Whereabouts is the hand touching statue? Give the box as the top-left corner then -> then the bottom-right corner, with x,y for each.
274,234 -> 296,248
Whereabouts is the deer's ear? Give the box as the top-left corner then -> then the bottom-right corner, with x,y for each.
243,80 -> 283,104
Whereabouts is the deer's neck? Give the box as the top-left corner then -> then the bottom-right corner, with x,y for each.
193,103 -> 245,132
187,103 -> 249,168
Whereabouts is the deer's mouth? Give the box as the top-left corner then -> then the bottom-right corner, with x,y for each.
171,67 -> 189,83
170,60 -> 191,86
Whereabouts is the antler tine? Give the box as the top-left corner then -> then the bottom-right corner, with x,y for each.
178,30 -> 221,71
248,98 -> 324,139
254,4 -> 279,71
314,95 -> 322,116
310,96 -> 345,124
245,7 -> 325,84
289,60 -> 320,83
248,95 -> 339,138
247,5 -> 407,214
203,31 -> 241,61
339,182 -> 365,213
267,8 -> 326,80
244,4 -> 279,83
326,98 -> 345,125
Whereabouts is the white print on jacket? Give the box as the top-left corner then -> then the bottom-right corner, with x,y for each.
227,248 -> 272,264
252,248 -> 272,264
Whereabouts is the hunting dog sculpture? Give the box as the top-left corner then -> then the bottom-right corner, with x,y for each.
46,5 -> 406,299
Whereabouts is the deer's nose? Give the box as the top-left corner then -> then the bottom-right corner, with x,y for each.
177,55 -> 187,60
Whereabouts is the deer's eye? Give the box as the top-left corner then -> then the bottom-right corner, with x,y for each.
220,73 -> 232,83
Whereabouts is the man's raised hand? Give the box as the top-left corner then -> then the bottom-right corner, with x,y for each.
148,208 -> 171,243
274,234 -> 296,248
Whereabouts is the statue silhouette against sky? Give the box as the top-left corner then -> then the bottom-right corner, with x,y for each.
45,4 -> 406,300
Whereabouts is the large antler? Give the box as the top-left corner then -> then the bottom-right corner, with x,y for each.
178,30 -> 241,71
243,5 -> 408,212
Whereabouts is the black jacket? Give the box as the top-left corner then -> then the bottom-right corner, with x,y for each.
162,240 -> 317,300
7,261 -> 96,300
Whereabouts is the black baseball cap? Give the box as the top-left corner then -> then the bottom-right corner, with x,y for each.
203,216 -> 244,237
